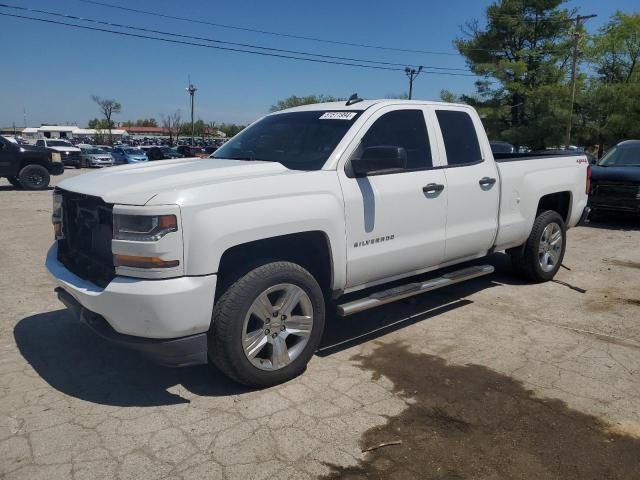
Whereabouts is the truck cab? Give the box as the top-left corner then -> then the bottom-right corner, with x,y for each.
46,99 -> 589,387
0,135 -> 64,189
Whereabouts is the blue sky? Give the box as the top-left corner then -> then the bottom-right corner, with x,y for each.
0,0 -> 636,127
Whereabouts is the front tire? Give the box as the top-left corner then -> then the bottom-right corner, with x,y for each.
7,176 -> 22,188
509,210 -> 566,282
209,261 -> 325,388
18,164 -> 50,190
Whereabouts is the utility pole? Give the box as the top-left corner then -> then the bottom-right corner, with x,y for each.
404,66 -> 423,99
186,77 -> 197,145
565,14 -> 597,147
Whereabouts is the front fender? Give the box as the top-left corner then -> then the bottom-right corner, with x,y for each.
179,172 -> 347,290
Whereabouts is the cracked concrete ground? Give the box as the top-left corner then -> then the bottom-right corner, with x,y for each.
1,170 -> 639,479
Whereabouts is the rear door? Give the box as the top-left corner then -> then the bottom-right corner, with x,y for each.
432,107 -> 499,262
338,105 -> 448,289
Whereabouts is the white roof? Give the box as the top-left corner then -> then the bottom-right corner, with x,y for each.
93,128 -> 128,135
279,99 -> 466,113
22,127 -> 39,133
72,128 -> 95,135
38,125 -> 79,132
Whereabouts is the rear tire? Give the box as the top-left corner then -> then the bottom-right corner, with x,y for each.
209,261 -> 325,388
18,164 -> 50,190
7,176 -> 22,188
509,210 -> 566,282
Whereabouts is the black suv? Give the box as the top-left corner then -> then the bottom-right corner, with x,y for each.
0,136 -> 64,189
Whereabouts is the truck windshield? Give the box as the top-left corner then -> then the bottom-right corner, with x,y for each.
212,110 -> 362,170
598,144 -> 640,167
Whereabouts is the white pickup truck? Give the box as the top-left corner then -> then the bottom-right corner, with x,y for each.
46,99 -> 590,387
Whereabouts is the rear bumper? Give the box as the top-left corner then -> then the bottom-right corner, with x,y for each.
589,202 -> 640,214
56,287 -> 207,366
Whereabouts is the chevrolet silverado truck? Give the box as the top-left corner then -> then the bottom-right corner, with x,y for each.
0,135 -> 64,189
46,99 -> 590,387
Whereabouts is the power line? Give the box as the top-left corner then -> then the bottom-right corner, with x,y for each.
486,14 -> 575,23
0,11 -> 477,76
78,0 -> 465,56
78,0 -> 572,56
0,3 -> 468,72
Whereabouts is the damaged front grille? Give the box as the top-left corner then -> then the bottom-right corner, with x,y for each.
56,188 -> 115,287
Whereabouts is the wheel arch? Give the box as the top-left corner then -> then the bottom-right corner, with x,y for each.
214,231 -> 334,301
536,191 -> 572,223
19,157 -> 52,173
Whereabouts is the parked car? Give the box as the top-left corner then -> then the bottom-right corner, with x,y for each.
35,139 -> 82,168
146,146 -> 183,161
79,147 -> 114,168
176,145 -> 209,158
589,140 -> 640,215
47,99 -> 589,387
204,146 -> 218,155
0,135 -> 64,189
111,147 -> 149,165
489,141 -> 515,154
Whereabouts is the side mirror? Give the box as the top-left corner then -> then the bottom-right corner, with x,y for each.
351,146 -> 407,177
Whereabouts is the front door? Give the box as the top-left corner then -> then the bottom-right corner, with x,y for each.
0,138 -> 11,176
338,106 -> 448,289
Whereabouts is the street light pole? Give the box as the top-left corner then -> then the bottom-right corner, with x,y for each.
186,80 -> 197,145
405,66 -> 423,99
565,14 -> 597,147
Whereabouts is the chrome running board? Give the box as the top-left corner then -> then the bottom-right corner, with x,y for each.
336,264 -> 494,316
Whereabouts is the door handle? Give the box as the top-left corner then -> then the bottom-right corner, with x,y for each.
423,183 -> 445,194
479,177 -> 496,186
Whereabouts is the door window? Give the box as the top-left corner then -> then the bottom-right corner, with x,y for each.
360,110 -> 432,170
436,110 -> 482,166
36,140 -> 44,147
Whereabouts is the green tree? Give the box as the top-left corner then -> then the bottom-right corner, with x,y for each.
160,111 -> 181,146
588,12 -> 640,84
269,94 -> 344,112
87,118 -> 110,129
91,95 -> 121,145
455,0 -> 574,148
574,13 -> 640,154
217,123 -> 245,138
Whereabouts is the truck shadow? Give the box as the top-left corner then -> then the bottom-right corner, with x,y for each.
0,185 -> 54,191
13,309 -> 251,407
14,254 -> 531,406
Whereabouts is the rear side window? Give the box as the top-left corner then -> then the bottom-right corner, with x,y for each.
436,110 -> 482,166
362,110 -> 432,169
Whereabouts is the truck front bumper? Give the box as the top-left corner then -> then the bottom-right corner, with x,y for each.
46,244 -> 216,366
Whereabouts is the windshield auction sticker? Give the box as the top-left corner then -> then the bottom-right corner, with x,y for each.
319,112 -> 358,120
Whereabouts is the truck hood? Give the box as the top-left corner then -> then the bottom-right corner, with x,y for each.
48,146 -> 80,152
57,157 -> 291,205
17,144 -> 48,154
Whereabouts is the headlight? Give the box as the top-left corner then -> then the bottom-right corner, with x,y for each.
113,214 -> 178,242
51,152 -> 62,163
52,192 -> 64,239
